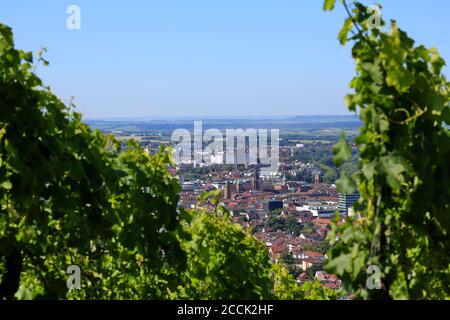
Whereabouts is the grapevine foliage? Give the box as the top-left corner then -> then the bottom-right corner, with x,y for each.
324,0 -> 450,299
0,22 -> 185,299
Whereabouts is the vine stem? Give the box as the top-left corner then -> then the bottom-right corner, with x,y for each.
342,0 -> 378,52
343,0 -> 363,35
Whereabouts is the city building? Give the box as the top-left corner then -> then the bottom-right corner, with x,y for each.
265,200 -> 283,212
338,191 -> 360,216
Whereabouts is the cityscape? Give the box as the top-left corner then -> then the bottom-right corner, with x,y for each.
90,116 -> 362,294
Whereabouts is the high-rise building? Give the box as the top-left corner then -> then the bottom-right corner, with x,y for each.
264,200 -> 283,212
339,191 -> 360,216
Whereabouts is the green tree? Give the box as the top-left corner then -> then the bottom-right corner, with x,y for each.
0,23 -> 184,299
279,252 -> 302,279
324,1 -> 450,299
265,215 -> 303,236
273,264 -> 338,300
319,163 -> 338,184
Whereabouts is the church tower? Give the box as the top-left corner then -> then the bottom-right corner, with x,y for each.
253,160 -> 260,191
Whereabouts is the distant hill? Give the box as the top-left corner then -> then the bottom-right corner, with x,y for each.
86,115 -> 362,134
286,115 -> 361,123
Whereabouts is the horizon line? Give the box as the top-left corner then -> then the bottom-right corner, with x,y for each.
85,114 -> 359,122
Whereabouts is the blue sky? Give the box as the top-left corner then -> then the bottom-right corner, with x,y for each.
1,1 -> 449,119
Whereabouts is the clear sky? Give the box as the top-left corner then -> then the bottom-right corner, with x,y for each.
1,0 -> 449,119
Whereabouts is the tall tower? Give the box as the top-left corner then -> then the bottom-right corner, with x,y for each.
244,150 -> 249,170
224,180 -> 232,200
253,160 -> 260,191
312,169 -> 321,185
